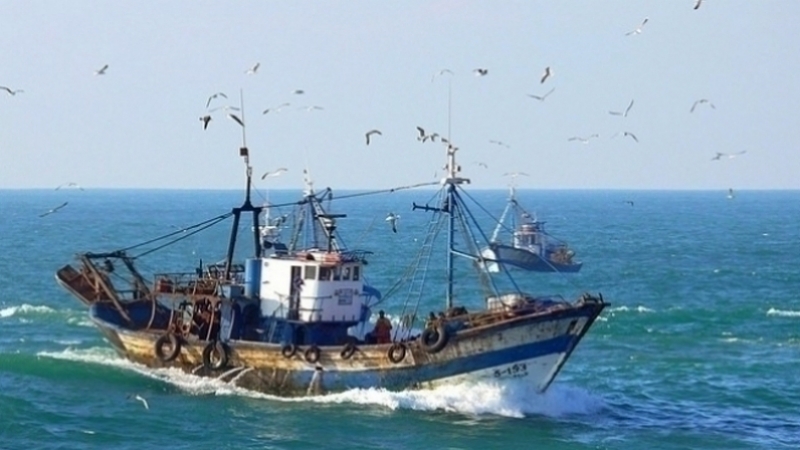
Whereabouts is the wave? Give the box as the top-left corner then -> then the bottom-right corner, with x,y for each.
606,305 -> 655,313
766,308 -> 800,318
0,304 -> 57,319
37,347 -> 605,419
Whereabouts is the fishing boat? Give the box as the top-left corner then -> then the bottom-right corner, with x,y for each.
55,138 -> 605,397
481,186 -> 583,273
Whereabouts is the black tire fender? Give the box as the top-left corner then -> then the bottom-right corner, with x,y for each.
154,334 -> 181,362
281,344 -> 297,359
304,345 -> 321,364
340,342 -> 357,360
421,323 -> 449,354
202,341 -> 228,371
387,343 -> 406,364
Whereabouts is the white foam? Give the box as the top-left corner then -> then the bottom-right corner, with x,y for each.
0,304 -> 57,318
766,308 -> 800,318
606,305 -> 655,313
37,348 -> 605,418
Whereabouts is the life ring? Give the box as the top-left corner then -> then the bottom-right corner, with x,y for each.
304,345 -> 321,364
421,323 -> 449,354
202,341 -> 228,370
387,343 -> 406,364
340,342 -> 356,360
281,343 -> 297,358
154,334 -> 180,362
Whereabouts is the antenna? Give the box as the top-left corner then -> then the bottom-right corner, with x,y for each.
237,89 -> 253,207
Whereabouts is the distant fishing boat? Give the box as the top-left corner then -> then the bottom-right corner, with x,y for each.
481,187 -> 582,273
55,134 -> 605,397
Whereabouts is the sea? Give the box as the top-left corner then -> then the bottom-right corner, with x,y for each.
1,187 -> 798,450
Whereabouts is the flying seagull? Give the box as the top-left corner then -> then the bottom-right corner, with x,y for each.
261,167 -> 288,179
301,105 -> 324,112
365,129 -> 382,145
503,171 -> 530,178
473,68 -> 488,76
1,86 -> 23,95
292,89 -> 305,95
200,115 -> 212,130
540,66 -> 552,84
128,394 -> 149,410
609,99 -> 635,117
94,64 -> 109,75
262,103 -> 290,114
624,200 -> 635,206
205,92 -> 227,109
527,87 -> 555,101
55,182 -> 83,191
473,161 -> 488,169
245,62 -> 260,75
227,113 -> 245,127
625,17 -> 649,36
416,126 -> 438,143
489,140 -> 510,148
711,150 -> 746,161
694,0 -> 703,10
568,134 -> 600,143
39,202 -> 68,218
622,131 -> 639,142
385,213 -> 400,233
690,98 -> 716,113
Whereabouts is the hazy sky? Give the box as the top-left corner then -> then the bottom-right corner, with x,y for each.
1,1 -> 798,190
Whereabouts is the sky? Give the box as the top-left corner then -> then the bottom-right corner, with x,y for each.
1,0 -> 799,190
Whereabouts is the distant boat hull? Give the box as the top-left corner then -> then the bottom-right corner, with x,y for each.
483,244 -> 583,273
89,298 -> 604,396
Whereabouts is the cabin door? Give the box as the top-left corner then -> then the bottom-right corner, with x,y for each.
288,265 -> 302,320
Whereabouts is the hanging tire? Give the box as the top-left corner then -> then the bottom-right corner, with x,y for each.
340,342 -> 356,360
304,345 -> 321,364
421,323 -> 449,354
154,334 -> 180,362
281,344 -> 297,359
387,343 -> 406,364
202,341 -> 228,371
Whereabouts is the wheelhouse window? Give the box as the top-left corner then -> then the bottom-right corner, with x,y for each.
319,267 -> 333,281
352,266 -> 360,281
304,265 -> 317,280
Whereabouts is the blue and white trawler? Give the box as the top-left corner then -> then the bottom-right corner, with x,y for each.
56,139 -> 605,397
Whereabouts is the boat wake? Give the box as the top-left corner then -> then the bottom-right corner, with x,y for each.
37,347 -> 605,419
0,303 -> 58,319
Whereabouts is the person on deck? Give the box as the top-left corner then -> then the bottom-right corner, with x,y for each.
373,310 -> 392,344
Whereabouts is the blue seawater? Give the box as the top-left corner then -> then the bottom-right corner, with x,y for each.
1,188 -> 799,450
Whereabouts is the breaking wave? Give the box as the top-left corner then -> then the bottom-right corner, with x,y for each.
38,347 -> 605,419
606,305 -> 655,313
0,304 -> 57,319
766,308 -> 800,317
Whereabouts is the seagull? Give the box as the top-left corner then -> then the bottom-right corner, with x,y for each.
489,140 -> 510,148
540,66 -> 552,84
39,202 -> 68,218
503,171 -> 530,178
261,167 -> 288,179
473,68 -> 488,76
292,89 -> 305,95
94,64 -> 109,75
568,134 -> 600,143
127,394 -> 149,410
431,69 -> 454,82
199,115 -> 212,130
227,113 -> 245,127
365,129 -> 382,145
711,150 -> 746,161
609,99 -> 635,117
385,213 -> 400,233
416,126 -> 438,143
301,105 -> 324,112
1,86 -> 23,95
205,92 -> 227,109
625,17 -> 649,36
527,87 -> 555,101
262,103 -> 290,114
55,182 -> 83,191
694,0 -> 703,10
624,200 -> 635,206
245,62 -> 260,75
690,98 -> 716,113
622,131 -> 639,142
473,161 -> 488,169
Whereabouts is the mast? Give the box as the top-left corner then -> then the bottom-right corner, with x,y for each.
224,90 -> 262,280
443,140 -> 469,309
